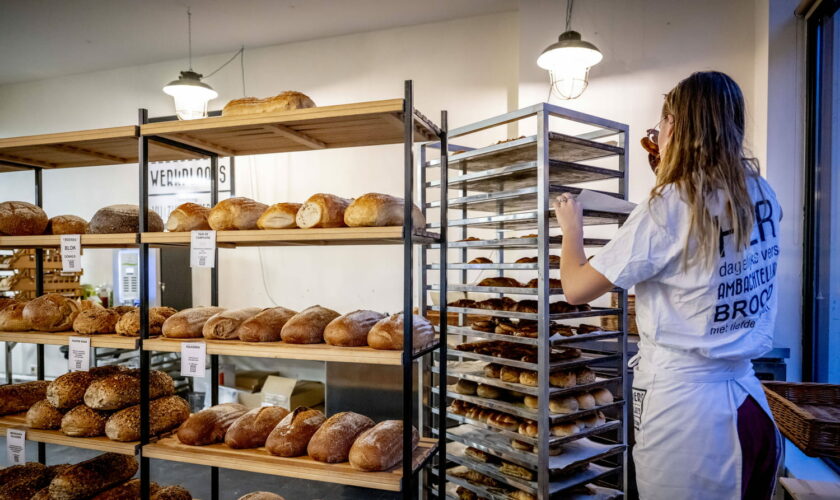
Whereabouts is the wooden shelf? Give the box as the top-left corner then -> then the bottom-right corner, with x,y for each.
0,331 -> 139,349
0,413 -> 138,455
0,126 -> 199,171
0,233 -> 137,249
142,337 -> 404,365
142,436 -> 436,492
142,227 -> 439,247
139,99 -> 437,157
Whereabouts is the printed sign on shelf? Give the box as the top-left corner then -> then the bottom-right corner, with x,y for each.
190,230 -> 216,268
60,234 -> 82,272
181,342 -> 207,378
68,337 -> 91,372
6,429 -> 26,465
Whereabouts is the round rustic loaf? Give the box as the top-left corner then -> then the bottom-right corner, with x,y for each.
23,293 -> 80,332
0,201 -> 48,235
115,306 -> 177,336
0,301 -> 32,331
26,399 -> 65,429
207,197 -> 267,230
73,308 -> 120,335
165,202 -> 211,232
89,204 -> 163,233
46,215 -> 88,235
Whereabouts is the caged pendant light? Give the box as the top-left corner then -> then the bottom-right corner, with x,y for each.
537,0 -> 603,100
162,8 -> 218,120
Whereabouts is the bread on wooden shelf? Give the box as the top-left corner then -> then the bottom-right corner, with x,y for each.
344,193 -> 425,228
176,402 -> 248,446
236,306 -> 297,342
162,306 -> 226,338
323,309 -> 386,347
23,293 -> 80,332
208,197 -> 268,230
46,215 -> 88,235
89,479 -> 160,500
0,463 -> 53,500
73,308 -> 120,335
0,380 -> 49,415
257,202 -> 303,229
104,395 -> 190,442
222,91 -> 315,116
0,201 -> 48,236
367,312 -> 435,351
0,302 -> 32,331
265,406 -> 326,457
348,420 -> 418,472
202,307 -> 261,340
46,366 -> 125,410
48,453 -> 138,500
307,411 -> 375,463
150,485 -> 193,500
25,399 -> 65,429
237,493 -> 285,500
0,462 -> 47,486
165,203 -> 211,232
280,305 -> 340,344
295,193 -> 351,229
60,405 -> 109,437
224,406 -> 290,449
89,204 -> 163,233
115,306 -> 177,337
84,369 -> 174,410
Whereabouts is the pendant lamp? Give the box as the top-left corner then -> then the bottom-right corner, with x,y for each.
162,8 -> 217,120
537,0 -> 602,100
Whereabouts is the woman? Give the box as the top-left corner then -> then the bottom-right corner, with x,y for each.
555,71 -> 781,499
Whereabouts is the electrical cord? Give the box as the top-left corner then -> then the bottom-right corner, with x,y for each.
204,46 -> 245,80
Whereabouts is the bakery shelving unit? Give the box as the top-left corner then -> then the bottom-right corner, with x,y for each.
135,81 -> 447,499
0,126 -> 198,461
422,103 -> 630,499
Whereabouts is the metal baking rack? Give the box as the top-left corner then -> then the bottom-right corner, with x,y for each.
422,103 -> 630,499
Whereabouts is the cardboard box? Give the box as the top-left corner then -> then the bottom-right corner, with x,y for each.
235,370 -> 277,392
237,375 -> 324,410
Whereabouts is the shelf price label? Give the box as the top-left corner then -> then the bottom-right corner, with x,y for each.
181,342 -> 206,378
190,230 -> 216,268
6,429 -> 26,465
60,234 -> 82,272
68,336 -> 91,372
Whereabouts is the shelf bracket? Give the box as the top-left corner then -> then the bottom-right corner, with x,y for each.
263,124 -> 326,149
47,144 -> 129,164
161,133 -> 235,156
0,154 -> 54,169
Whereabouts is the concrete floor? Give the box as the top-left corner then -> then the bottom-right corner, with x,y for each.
1,438 -> 403,500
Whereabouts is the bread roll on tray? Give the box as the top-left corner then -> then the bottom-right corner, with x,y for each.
343,193 -> 425,228
236,306 -> 297,342
166,202 -> 211,232
116,306 -> 177,337
307,411 -> 375,463
73,308 -> 120,335
0,201 -> 48,235
60,405 -> 109,437
0,380 -> 49,415
84,369 -> 174,410
208,197 -> 267,230
105,395 -> 190,442
89,204 -> 163,233
222,91 -> 315,116
265,406 -> 326,457
295,193 -> 351,229
349,420 -> 419,471
367,312 -> 435,350
23,293 -> 80,332
48,453 -> 138,500
280,305 -> 340,344
46,215 -> 88,235
176,402 -> 248,446
257,202 -> 302,229
162,306 -> 226,338
323,309 -> 386,347
202,307 -> 261,340
224,406 -> 290,449
26,399 -> 65,429
0,301 -> 30,331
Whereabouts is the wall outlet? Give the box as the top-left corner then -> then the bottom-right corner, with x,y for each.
28,364 -> 36,375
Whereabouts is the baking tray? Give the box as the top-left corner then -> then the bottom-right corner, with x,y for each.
441,388 -> 625,423
427,283 -> 564,296
431,185 -> 624,214
443,325 -> 623,347
430,236 -> 610,249
434,305 -> 622,321
446,346 -> 620,372
425,133 -> 624,172
427,262 -> 559,271
427,209 -> 626,231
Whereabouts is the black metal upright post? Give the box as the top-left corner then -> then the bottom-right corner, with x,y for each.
209,154 -> 220,500
401,80 -> 415,498
437,111 -> 449,498
33,167 -> 46,464
138,109 -> 152,499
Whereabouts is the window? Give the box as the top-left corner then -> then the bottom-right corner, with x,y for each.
804,0 -> 840,384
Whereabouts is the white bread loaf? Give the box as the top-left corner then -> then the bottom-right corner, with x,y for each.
166,203 -> 211,232
256,203 -> 302,229
222,91 -> 315,116
367,313 -> 435,351
344,193 -> 425,228
207,197 -> 267,230
295,193 -> 351,229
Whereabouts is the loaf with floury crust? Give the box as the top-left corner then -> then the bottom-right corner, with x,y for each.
307,411 -> 375,463
89,204 -> 163,233
115,306 -> 177,336
323,310 -> 386,347
224,406 -> 290,449
84,369 -> 174,410
343,193 -> 425,228
26,399 -> 65,429
236,306 -> 297,342
0,380 -> 49,415
207,197 -> 267,230
166,202 -> 211,232
176,402 -> 248,446
23,293 -> 80,332
105,395 -> 190,442
349,420 -> 419,471
265,406 -> 326,457
367,312 -> 435,350
280,305 -> 340,344
46,215 -> 88,235
48,453 -> 138,500
257,202 -> 303,229
0,302 -> 31,331
73,308 -> 120,335
0,201 -> 48,235
222,91 -> 316,116
295,193 -> 351,229
162,306 -> 226,338
60,405 -> 109,437
202,307 -> 262,340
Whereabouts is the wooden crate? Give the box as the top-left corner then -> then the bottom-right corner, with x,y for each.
601,293 -> 637,334
764,381 -> 840,458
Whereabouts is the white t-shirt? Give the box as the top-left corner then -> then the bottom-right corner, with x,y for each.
590,175 -> 781,367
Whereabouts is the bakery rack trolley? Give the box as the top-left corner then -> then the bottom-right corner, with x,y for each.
136,80 -> 448,499
423,103 -> 630,499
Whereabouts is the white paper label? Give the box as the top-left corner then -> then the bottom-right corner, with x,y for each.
68,337 -> 91,372
181,342 -> 206,378
6,429 -> 25,465
190,230 -> 216,268
60,234 -> 82,272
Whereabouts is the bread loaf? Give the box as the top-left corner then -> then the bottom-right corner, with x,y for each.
549,370 -> 576,388
257,203 -> 302,229
367,313 -> 435,351
323,310 -> 386,347
162,306 -> 226,338
60,405 -> 109,437
151,485 -> 192,500
552,422 -> 581,437
0,462 -> 47,486
224,406 -> 290,449
222,91 -> 316,116
454,379 -> 476,395
110,305 -> 135,316
90,479 -> 160,500
295,193 -> 351,229
73,308 -> 120,335
23,294 -> 80,332
0,302 -> 32,331
237,493 -> 285,500
265,407 -> 326,457
0,467 -> 52,500
116,306 -> 177,336
208,197 -> 267,230
549,396 -> 579,414
343,193 -> 425,228
0,380 -> 49,415
202,307 -> 261,340
591,388 -> 614,405
89,204 -> 163,233
176,402 -> 248,446
47,367 -> 126,410
105,395 -> 190,442
476,384 -> 501,399
0,201 -> 48,235
236,306 -> 297,342
307,411 -> 375,463
280,305 -> 340,344
575,392 -> 596,410
46,215 -> 88,235
348,420 -> 419,471
84,370 -> 174,410
48,453 -> 138,500
166,202 -> 211,232
26,399 -> 65,429
0,297 -> 17,311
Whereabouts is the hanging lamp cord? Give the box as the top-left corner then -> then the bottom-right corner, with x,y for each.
187,7 -> 193,71
566,0 -> 574,32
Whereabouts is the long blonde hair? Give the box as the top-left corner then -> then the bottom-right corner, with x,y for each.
653,71 -> 760,268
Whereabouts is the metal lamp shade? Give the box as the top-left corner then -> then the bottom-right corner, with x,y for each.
538,31 -> 602,100
162,70 -> 218,120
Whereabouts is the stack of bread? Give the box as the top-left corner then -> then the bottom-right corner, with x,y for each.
449,466 -> 536,500
448,297 -> 591,315
0,293 -> 145,334
0,201 -> 165,236
173,403 -> 419,472
0,454 -> 193,500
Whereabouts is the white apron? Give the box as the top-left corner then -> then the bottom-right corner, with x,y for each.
630,348 -> 782,500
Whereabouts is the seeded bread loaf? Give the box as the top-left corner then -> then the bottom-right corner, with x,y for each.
25,399 -> 65,429
84,369 -> 175,410
73,308 -> 120,335
0,380 -> 49,415
60,405 -> 109,437
48,453 -> 138,500
105,395 -> 191,442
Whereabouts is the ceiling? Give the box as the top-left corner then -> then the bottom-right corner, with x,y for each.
0,0 -> 517,86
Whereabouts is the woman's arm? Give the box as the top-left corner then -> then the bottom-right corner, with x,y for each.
553,194 -> 615,304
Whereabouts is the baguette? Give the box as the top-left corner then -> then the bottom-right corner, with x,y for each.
84,370 -> 175,410
257,203 -> 302,229
26,399 -> 65,429
208,197 -> 267,230
307,411 -> 375,463
0,201 -> 48,235
105,395 -> 191,442
176,403 -> 248,446
295,193 -> 351,229
348,420 -> 419,471
224,406 -> 290,449
265,406 -> 326,457
49,453 -> 138,500
236,306 -> 297,342
323,310 -> 386,347
280,305 -> 340,344
0,380 -> 49,415
166,202 -> 211,232
0,302 -> 31,331
60,405 -> 109,437
343,193 -> 425,228
367,312 -> 435,351
202,307 -> 262,340
23,294 -> 80,332
162,307 -> 226,338
46,215 -> 88,235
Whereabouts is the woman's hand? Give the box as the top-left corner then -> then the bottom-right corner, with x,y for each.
553,193 -> 583,236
